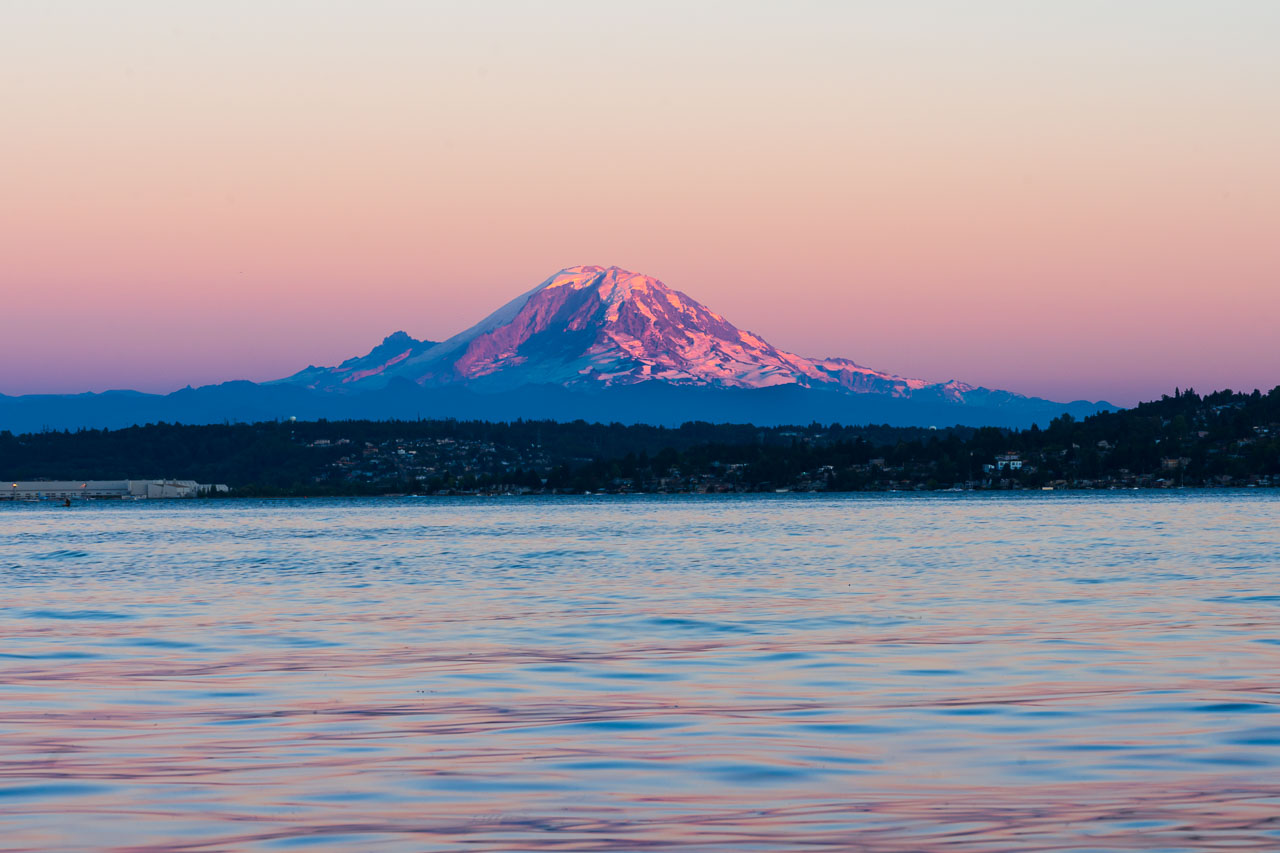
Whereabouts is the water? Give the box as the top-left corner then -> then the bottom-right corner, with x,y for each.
2,493 -> 1278,852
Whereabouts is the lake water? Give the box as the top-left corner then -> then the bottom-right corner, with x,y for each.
2,493 -> 1278,851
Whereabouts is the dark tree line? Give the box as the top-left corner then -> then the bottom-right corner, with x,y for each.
2,386 -> 1277,495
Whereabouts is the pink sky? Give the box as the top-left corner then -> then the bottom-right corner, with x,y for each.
3,2 -> 1278,406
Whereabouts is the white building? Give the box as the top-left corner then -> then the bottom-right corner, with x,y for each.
994,453 -> 1024,470
3,480 -> 228,500
983,454 -> 1024,474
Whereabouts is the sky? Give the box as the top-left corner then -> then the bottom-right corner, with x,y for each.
2,1 -> 1278,406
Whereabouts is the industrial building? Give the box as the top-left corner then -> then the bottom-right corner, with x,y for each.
3,480 -> 228,500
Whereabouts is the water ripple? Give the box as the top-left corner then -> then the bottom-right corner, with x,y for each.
1,492 -> 1278,851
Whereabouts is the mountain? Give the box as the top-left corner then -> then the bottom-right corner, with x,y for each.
0,265 -> 1114,433
278,265 -> 977,400
280,330 -> 439,392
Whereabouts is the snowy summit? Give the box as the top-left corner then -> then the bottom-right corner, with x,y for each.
280,264 -> 967,400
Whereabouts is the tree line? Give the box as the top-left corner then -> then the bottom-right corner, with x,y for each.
1,386 -> 1276,494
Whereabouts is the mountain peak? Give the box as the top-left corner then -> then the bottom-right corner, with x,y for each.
275,266 -> 978,401
535,265 -> 733,328
417,264 -> 834,389
540,265 -> 664,302
274,329 -> 439,390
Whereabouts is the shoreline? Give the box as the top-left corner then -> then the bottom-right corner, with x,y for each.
3,484 -> 1275,504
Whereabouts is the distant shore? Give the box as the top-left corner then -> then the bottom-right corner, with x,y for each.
4,386 -> 1277,498
4,483 -> 1275,504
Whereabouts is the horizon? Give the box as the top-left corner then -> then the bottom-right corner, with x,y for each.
4,2 -> 1279,406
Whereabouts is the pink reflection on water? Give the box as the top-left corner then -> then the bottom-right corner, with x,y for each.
1,494 -> 1279,850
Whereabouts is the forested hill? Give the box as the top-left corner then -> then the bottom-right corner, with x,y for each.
1,387 -> 1276,495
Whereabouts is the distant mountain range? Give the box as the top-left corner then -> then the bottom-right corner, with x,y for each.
1,265 -> 1113,433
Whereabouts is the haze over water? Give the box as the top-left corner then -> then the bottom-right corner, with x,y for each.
3,493 -> 1279,851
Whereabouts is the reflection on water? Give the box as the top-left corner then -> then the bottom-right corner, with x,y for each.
2,493 -> 1278,851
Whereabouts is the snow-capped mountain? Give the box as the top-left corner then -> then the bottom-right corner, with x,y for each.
279,265 -> 975,400
0,266 -> 1114,432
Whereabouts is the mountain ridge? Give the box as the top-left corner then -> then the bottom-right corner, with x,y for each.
0,265 -> 1116,432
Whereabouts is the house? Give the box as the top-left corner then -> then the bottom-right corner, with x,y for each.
993,453 -> 1023,471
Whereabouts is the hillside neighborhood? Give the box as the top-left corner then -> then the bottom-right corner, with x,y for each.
3,387 -> 1277,498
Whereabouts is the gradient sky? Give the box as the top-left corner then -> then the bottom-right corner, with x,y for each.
3,1 -> 1278,405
